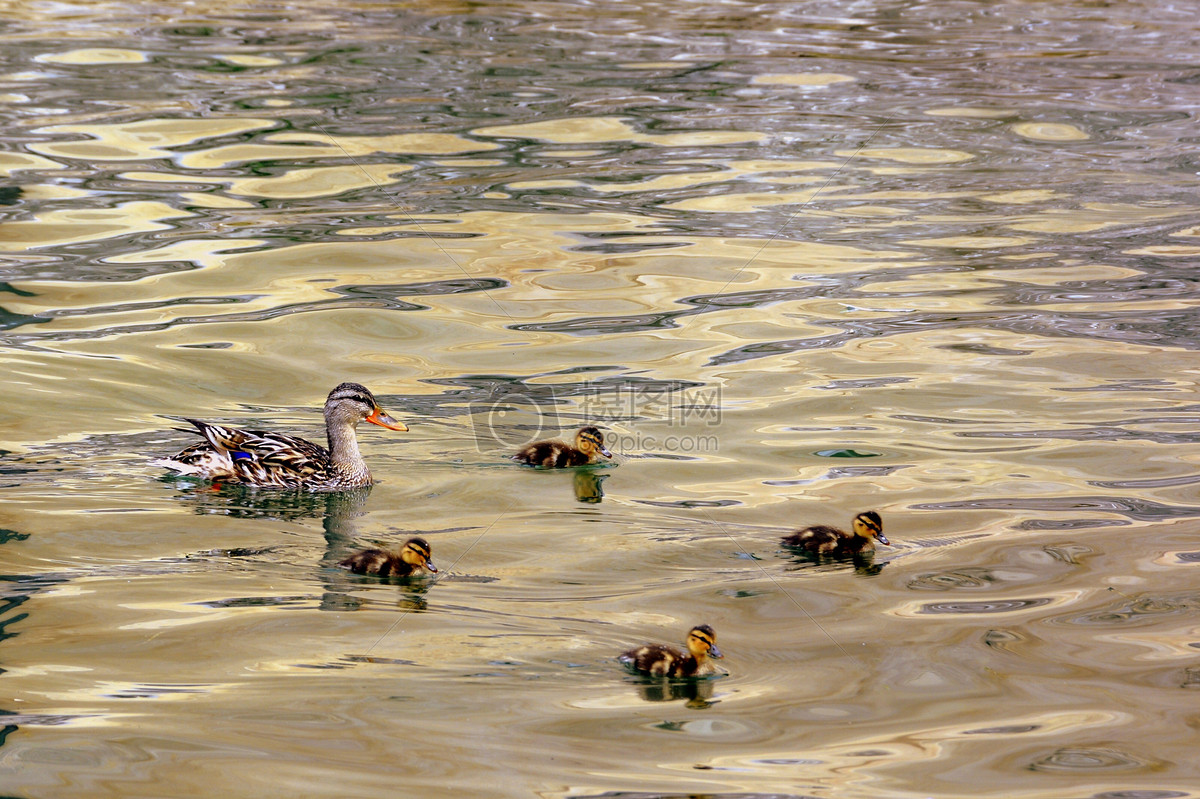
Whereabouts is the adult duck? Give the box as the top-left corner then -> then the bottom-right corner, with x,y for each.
154,382 -> 406,490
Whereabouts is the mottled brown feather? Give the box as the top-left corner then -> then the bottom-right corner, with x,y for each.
782,511 -> 886,556
621,643 -> 689,677
781,524 -> 865,555
155,383 -> 402,491
338,537 -> 436,577
512,426 -> 611,468
619,624 -> 722,678
338,548 -> 421,577
512,440 -> 592,468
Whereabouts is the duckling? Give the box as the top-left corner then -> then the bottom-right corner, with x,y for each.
339,536 -> 438,578
512,426 -> 612,468
619,624 -> 723,678
782,510 -> 888,557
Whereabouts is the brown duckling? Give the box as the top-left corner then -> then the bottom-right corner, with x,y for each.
512,425 -> 612,468
619,624 -> 723,678
339,536 -> 438,578
782,510 -> 888,556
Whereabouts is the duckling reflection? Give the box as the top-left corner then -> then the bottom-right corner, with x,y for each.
634,676 -> 717,707
320,576 -> 431,612
339,536 -> 437,578
783,550 -> 887,576
573,470 -> 607,503
512,426 -> 612,468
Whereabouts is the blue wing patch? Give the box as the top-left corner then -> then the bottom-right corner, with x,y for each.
231,451 -> 252,461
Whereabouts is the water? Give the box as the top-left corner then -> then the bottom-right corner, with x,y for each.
3,1 -> 1200,796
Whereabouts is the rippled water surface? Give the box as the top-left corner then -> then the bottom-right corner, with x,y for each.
4,1 -> 1200,797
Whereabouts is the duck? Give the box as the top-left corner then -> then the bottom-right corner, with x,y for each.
338,536 -> 437,578
512,426 -> 612,468
619,624 -> 723,678
781,510 -> 888,557
153,382 -> 407,491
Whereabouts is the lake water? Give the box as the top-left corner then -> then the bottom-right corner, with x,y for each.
3,1 -> 1200,797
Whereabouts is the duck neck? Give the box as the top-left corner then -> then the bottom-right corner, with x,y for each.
327,416 -> 366,473
848,534 -> 874,554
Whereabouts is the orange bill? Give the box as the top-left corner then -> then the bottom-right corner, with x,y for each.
366,408 -> 408,431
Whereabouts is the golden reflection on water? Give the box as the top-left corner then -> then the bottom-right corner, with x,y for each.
29,118 -> 277,161
473,116 -> 768,146
3,201 -> 193,250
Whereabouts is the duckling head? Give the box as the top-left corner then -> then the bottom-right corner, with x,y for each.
326,382 -> 408,431
852,510 -> 888,546
575,426 -> 612,459
686,624 -> 723,661
400,536 -> 438,573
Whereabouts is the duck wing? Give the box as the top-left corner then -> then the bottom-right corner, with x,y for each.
339,548 -> 393,575
619,643 -> 686,677
781,525 -> 844,553
184,420 -> 333,486
513,440 -> 588,468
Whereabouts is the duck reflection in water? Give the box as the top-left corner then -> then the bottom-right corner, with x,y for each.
573,470 -> 607,503
632,676 -> 718,708
164,480 -> 373,526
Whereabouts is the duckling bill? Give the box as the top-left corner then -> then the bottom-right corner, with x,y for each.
782,510 -> 888,557
619,624 -> 723,678
512,426 -> 612,468
339,536 -> 437,578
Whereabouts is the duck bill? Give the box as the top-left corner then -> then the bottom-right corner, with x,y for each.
708,644 -> 724,659
599,446 -> 613,458
876,533 -> 890,546
366,408 -> 408,431
424,560 -> 438,574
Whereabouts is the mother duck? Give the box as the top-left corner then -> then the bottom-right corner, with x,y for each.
154,382 -> 406,490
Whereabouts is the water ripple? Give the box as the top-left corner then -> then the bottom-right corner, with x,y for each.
6,277 -> 508,346
1029,746 -> 1157,772
913,496 -> 1200,522
709,309 -> 1200,366
917,598 -> 1053,615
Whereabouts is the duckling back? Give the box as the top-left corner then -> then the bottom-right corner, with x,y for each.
339,548 -> 416,577
782,524 -> 860,555
619,643 -> 694,677
512,440 -> 591,468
